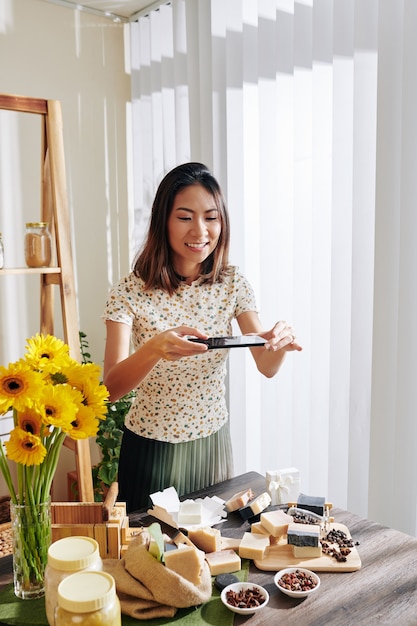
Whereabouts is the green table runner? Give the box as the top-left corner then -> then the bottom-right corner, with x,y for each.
0,561 -> 249,626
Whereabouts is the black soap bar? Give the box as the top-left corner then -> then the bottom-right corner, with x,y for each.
214,573 -> 240,591
287,525 -> 320,547
297,493 -> 325,516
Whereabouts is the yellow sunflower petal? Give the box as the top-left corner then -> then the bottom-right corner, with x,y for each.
24,333 -> 71,374
39,384 -> 78,430
16,407 -> 44,437
81,380 -> 109,418
66,405 -> 99,440
5,427 -> 46,466
0,360 -> 45,413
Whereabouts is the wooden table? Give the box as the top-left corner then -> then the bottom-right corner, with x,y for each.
131,470 -> 417,626
2,471 -> 417,625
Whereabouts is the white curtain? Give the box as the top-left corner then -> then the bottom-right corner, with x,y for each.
130,0 -> 417,536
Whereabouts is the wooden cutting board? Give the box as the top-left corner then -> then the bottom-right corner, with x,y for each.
254,522 -> 361,572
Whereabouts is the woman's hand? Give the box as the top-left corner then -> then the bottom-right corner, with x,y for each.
152,326 -> 209,361
103,321 -> 208,402
237,312 -> 302,378
260,320 -> 302,353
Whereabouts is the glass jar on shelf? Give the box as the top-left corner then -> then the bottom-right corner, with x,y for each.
24,222 -> 52,267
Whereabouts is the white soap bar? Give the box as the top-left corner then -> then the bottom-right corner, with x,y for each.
260,509 -> 293,537
205,549 -> 241,575
238,532 -> 270,560
178,500 -> 203,525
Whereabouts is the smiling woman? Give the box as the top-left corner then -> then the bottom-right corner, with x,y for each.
102,162 -> 301,513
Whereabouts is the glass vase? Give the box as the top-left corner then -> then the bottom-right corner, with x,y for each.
10,499 -> 52,599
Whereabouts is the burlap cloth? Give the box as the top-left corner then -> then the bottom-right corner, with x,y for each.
103,537 -> 212,620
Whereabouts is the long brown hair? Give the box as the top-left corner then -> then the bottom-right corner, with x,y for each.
133,162 -> 230,294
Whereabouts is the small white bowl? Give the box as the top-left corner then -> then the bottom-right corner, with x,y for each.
274,567 -> 320,598
220,582 -> 269,615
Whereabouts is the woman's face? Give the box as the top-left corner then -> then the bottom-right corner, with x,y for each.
167,183 -> 221,277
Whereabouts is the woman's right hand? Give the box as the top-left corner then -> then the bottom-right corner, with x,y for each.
151,326 -> 209,361
104,322 -> 209,401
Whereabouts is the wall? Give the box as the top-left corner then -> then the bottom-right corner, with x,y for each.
0,0 -> 131,498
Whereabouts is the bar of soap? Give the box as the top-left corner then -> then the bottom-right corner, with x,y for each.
260,509 -> 293,537
238,532 -> 270,560
238,492 -> 271,520
163,544 -> 205,585
293,544 -> 322,558
178,500 -> 203,525
225,488 -> 254,512
205,549 -> 241,575
220,536 -> 242,551
297,493 -> 326,516
287,523 -> 320,548
250,521 -> 280,545
188,526 -> 221,553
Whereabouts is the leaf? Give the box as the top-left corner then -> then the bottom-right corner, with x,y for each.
148,522 -> 165,562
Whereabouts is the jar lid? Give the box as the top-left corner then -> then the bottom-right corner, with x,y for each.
26,222 -> 48,228
57,571 -> 116,613
48,536 -> 101,571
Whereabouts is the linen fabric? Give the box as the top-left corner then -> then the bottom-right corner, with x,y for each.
103,535 -> 212,620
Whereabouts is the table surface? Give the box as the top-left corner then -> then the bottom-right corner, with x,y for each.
2,471 -> 417,626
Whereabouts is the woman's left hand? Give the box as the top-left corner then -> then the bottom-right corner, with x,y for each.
260,320 -> 302,352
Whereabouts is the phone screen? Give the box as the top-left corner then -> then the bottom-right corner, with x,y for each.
188,335 -> 265,349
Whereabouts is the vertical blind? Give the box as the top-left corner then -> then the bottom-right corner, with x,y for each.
130,0 -> 417,536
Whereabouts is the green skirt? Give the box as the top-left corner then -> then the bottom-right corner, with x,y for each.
118,422 -> 234,512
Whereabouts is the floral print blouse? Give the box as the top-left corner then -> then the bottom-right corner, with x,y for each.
102,266 -> 258,443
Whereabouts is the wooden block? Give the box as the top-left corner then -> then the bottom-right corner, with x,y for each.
121,524 -> 143,545
93,524 -> 108,559
108,504 -> 126,526
67,470 -> 79,501
51,502 -> 104,524
52,524 -> 94,542
115,502 -> 127,517
107,522 -> 121,559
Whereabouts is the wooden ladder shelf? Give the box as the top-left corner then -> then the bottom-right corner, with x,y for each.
0,93 -> 94,502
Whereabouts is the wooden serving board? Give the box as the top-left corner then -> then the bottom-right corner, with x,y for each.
254,522 -> 361,572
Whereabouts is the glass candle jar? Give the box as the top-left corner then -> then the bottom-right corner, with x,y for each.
24,222 -> 52,267
55,571 -> 121,626
45,537 -> 103,626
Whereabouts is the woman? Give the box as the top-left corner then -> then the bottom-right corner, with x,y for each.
103,162 -> 301,512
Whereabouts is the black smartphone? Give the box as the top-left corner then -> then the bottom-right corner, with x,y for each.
188,335 -> 266,349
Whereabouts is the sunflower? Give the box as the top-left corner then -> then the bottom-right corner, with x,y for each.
0,360 -> 44,413
5,427 -> 47,466
38,383 -> 79,431
80,379 -> 109,419
65,404 -> 99,440
24,333 -> 71,375
64,362 -> 102,390
16,407 -> 47,438
0,333 -> 109,510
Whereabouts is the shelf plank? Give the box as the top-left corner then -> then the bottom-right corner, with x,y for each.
0,267 -> 61,275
